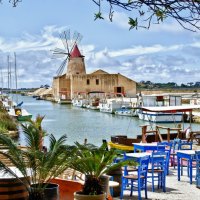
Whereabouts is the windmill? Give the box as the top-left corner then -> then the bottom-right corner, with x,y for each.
52,29 -> 83,76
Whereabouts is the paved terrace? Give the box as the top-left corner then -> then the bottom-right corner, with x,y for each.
115,167 -> 200,200
114,144 -> 200,200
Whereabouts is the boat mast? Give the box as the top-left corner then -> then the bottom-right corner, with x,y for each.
14,52 -> 18,101
0,63 -> 3,95
7,55 -> 10,94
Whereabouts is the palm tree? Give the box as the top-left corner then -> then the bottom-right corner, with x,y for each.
0,117 -> 72,200
70,142 -> 137,197
27,114 -> 46,150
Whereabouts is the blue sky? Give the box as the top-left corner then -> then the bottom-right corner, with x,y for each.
0,0 -> 199,88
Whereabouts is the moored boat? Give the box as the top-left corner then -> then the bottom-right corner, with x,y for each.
137,94 -> 183,123
8,107 -> 32,121
99,99 -> 130,114
115,106 -> 138,117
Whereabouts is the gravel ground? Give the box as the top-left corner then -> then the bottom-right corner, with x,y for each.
114,145 -> 200,200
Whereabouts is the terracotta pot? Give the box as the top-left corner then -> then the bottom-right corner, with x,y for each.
74,192 -> 106,200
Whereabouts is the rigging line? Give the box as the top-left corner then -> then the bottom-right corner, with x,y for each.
125,116 -> 132,135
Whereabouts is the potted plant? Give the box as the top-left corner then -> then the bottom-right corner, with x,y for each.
70,142 -> 137,200
0,115 -> 72,200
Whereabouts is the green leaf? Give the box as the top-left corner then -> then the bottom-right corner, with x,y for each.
128,17 -> 138,30
94,12 -> 104,21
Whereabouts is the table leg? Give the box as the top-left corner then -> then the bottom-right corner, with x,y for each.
189,158 -> 192,184
178,156 -> 180,181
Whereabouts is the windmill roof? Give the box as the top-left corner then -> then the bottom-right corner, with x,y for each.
70,44 -> 83,58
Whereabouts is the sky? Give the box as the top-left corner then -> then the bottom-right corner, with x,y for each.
0,0 -> 199,88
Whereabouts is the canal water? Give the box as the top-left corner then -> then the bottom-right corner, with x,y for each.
14,95 -> 199,147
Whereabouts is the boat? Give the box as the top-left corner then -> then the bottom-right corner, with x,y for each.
86,91 -> 105,110
36,96 -> 44,100
137,94 -> 183,123
72,92 -> 89,108
72,98 -> 89,108
7,53 -> 32,122
57,98 -> 72,104
8,107 -> 32,121
139,105 -> 200,123
115,106 -> 138,117
99,99 -> 130,114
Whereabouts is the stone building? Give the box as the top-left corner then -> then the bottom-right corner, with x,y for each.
52,44 -> 137,102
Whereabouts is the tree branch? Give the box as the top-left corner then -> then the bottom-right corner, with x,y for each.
92,0 -> 200,31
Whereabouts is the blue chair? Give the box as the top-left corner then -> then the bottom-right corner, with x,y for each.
148,151 -> 168,192
157,142 -> 172,175
195,151 -> 200,188
120,155 -> 150,200
178,141 -> 193,150
178,142 -> 193,176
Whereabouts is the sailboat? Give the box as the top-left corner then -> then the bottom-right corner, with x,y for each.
7,53 -> 32,121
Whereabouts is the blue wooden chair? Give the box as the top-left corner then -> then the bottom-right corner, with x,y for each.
157,142 -> 172,175
120,155 -> 150,200
178,142 -> 193,176
148,151 -> 168,192
178,141 -> 193,150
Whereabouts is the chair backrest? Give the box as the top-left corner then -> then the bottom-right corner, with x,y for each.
178,142 -> 193,150
151,151 -> 168,174
173,138 -> 181,151
157,142 -> 172,152
138,155 -> 150,178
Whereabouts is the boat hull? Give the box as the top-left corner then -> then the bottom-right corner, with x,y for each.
115,108 -> 137,117
138,111 -> 182,123
17,115 -> 32,121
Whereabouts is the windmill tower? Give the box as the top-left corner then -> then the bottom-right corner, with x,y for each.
52,30 -> 86,76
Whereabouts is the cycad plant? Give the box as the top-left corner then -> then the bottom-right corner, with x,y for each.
70,142 -> 137,196
0,115 -> 72,200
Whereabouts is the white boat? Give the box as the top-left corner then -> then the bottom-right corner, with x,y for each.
115,106 -> 138,117
8,107 -> 32,121
86,91 -> 105,110
138,105 -> 200,123
99,99 -> 130,114
72,99 -> 89,108
137,94 -> 184,123
57,98 -> 71,104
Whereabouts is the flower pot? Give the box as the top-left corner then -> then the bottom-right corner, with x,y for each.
30,183 -> 59,200
74,191 -> 106,200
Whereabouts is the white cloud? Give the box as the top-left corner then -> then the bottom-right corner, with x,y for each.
108,44 -> 184,57
0,25 -> 199,88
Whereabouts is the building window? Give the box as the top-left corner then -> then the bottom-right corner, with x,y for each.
96,79 -> 99,85
87,79 -> 90,85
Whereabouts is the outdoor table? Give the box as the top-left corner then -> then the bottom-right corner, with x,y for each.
133,143 -> 165,152
177,150 -> 197,184
125,152 -> 151,161
125,152 -> 165,162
